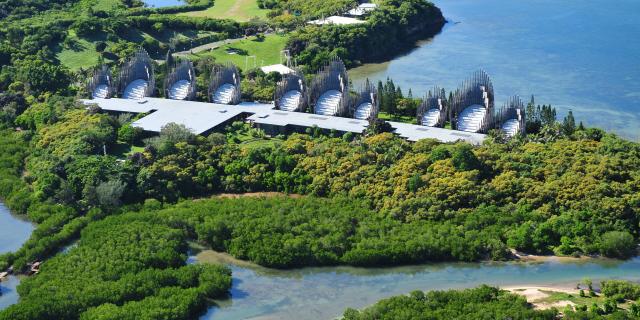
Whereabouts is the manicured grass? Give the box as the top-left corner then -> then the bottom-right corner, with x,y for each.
191,34 -> 289,68
179,0 -> 268,21
57,39 -> 102,70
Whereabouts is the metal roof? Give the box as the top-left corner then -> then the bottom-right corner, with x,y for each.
83,98 -> 273,134
83,98 -> 486,144
388,121 -> 486,144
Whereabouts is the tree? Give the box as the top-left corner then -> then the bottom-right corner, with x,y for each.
599,231 -> 636,258
562,110 -> 576,136
407,173 -> 424,192
95,41 -> 107,53
451,144 -> 480,171
95,179 -> 126,208
17,60 -> 71,94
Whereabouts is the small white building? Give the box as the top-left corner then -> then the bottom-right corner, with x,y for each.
308,16 -> 367,26
260,64 -> 294,75
346,3 -> 377,16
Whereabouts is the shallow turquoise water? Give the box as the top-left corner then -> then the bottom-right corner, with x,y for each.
350,0 -> 640,140
202,258 -> 640,320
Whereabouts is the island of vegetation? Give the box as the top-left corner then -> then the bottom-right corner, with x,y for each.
0,0 -> 639,318
343,281 -> 640,319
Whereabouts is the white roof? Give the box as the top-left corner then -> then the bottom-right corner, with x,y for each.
82,98 -> 486,144
347,3 -> 377,16
389,121 -> 486,145
260,64 -> 294,75
308,16 -> 367,25
83,98 -> 274,135
248,109 -> 370,133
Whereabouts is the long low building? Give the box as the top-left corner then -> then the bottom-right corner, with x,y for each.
388,121 -> 486,144
83,98 -> 486,144
84,98 -> 273,135
247,109 -> 370,135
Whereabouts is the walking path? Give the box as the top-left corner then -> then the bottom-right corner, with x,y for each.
174,37 -> 244,56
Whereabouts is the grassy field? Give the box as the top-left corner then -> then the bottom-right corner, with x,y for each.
191,34 -> 288,68
179,0 -> 268,21
56,32 -> 106,70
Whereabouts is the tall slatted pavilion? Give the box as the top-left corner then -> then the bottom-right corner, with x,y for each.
208,63 -> 241,105
417,86 -> 447,127
164,59 -> 197,101
450,70 -> 494,133
118,48 -> 155,100
350,79 -> 379,120
274,69 -> 307,112
88,65 -> 114,99
495,95 -> 526,137
309,57 -> 350,117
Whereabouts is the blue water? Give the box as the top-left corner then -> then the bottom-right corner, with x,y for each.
0,203 -> 32,255
349,0 -> 640,140
0,203 -> 33,310
202,257 -> 640,320
143,0 -> 185,8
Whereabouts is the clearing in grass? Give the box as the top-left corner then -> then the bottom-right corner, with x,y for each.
191,34 -> 289,68
179,0 -> 268,21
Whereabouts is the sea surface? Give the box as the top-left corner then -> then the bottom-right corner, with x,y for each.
350,0 -> 640,140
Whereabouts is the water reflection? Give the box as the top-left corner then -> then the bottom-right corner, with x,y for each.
0,203 -> 33,255
198,253 -> 640,320
0,202 -> 33,311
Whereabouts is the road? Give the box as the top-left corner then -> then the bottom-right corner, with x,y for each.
174,37 -> 245,56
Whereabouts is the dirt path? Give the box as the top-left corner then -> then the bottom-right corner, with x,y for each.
228,0 -> 246,18
174,37 -> 244,56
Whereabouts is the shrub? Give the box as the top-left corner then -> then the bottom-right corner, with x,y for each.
599,231 -> 636,258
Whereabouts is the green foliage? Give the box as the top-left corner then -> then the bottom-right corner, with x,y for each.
287,0 -> 445,70
601,280 -> 640,301
0,216 -> 231,320
599,231 -> 636,259
16,60 -> 71,95
117,123 -> 143,144
343,285 -> 557,319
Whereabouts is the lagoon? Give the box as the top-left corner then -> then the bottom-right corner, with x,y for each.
0,203 -> 33,310
349,0 -> 640,140
201,254 -> 640,320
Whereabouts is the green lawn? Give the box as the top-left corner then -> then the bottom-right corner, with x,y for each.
55,31 -> 104,70
179,0 -> 268,21
191,34 -> 289,68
